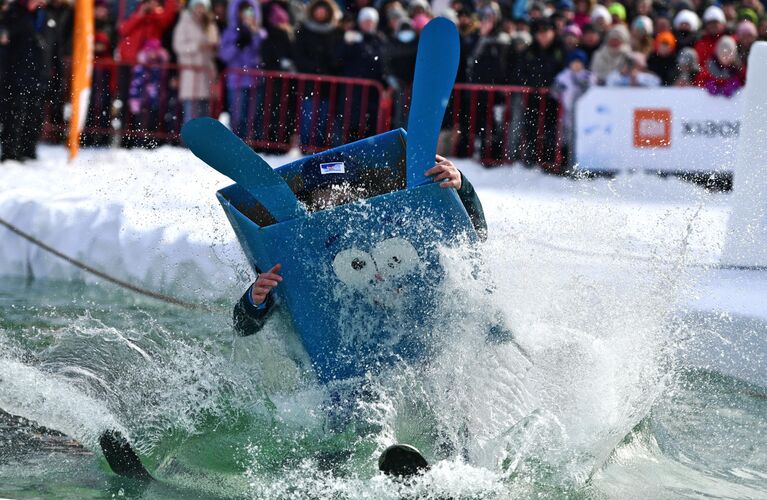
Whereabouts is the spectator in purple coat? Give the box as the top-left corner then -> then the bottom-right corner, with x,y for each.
219,0 -> 266,138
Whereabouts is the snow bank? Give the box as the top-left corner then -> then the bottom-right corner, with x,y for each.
0,144 -> 739,304
0,146 -> 265,300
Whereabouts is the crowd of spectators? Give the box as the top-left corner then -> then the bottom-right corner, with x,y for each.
0,0 -> 764,164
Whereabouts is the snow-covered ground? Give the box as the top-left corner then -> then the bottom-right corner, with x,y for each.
0,145 -> 764,386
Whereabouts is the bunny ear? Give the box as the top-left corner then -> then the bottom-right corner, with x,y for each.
405,17 -> 460,189
182,118 -> 306,223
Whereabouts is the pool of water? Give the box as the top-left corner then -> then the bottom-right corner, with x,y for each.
1,263 -> 765,499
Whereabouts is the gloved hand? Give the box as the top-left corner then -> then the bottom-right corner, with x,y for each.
235,28 -> 252,49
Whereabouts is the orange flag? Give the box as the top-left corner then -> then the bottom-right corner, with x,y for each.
68,0 -> 95,161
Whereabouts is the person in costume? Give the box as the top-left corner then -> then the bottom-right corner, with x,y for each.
229,154 -> 489,477
233,155 -> 487,336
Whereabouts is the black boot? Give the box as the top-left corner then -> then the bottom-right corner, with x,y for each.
378,443 -> 429,478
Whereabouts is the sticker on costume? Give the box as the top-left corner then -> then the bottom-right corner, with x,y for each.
320,162 -> 346,174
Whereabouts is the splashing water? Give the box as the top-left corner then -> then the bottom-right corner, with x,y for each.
2,148 -> 765,498
0,203 -> 694,499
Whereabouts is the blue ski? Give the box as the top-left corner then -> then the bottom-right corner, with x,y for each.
406,17 -> 460,189
181,118 -> 306,222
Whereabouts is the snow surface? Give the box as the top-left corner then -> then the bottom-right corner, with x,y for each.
0,145 -> 765,385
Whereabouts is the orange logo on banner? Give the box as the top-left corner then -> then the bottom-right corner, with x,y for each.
633,109 -> 671,148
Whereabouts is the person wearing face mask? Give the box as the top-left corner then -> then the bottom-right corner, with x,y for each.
382,8 -> 417,129
695,35 -> 744,97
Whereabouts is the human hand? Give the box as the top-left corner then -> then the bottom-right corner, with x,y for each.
250,264 -> 282,305
425,155 -> 462,189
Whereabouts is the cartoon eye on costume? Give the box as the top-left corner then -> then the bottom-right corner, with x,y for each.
371,237 -> 420,280
332,248 -> 378,288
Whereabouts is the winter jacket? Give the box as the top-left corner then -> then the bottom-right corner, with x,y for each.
1,1 -> 45,87
694,33 -> 723,70
261,23 -> 295,71
467,30 -> 511,84
553,67 -> 594,137
117,0 -> 178,64
233,172 -> 488,337
647,53 -> 677,86
41,1 -> 72,75
340,30 -> 386,82
590,44 -> 630,84
172,10 -> 219,100
218,0 -> 266,89
456,24 -> 479,83
674,29 -> 698,51
695,56 -> 744,97
512,39 -> 566,88
294,0 -> 342,75
128,45 -> 170,113
383,27 -> 418,86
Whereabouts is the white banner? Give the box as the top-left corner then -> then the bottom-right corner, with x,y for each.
575,87 -> 743,173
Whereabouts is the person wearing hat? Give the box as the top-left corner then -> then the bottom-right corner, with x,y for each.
671,46 -> 700,86
672,9 -> 700,50
605,51 -> 661,86
562,23 -> 582,52
590,4 -> 611,33
630,15 -> 653,56
173,0 -> 219,125
607,1 -> 626,25
736,19 -> 758,62
573,0 -> 595,29
647,30 -> 678,85
338,7 -> 386,141
695,34 -> 744,97
579,22 -> 602,60
553,48 -> 593,166
695,5 -> 727,65
590,24 -> 630,84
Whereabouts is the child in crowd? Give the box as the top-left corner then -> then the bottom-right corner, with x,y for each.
127,38 -> 170,147
647,31 -> 678,86
696,35 -> 744,97
672,47 -> 701,86
553,49 -> 594,166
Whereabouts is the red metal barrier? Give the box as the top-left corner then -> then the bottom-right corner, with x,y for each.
447,83 -> 563,171
222,68 -> 389,154
41,60 -> 563,171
